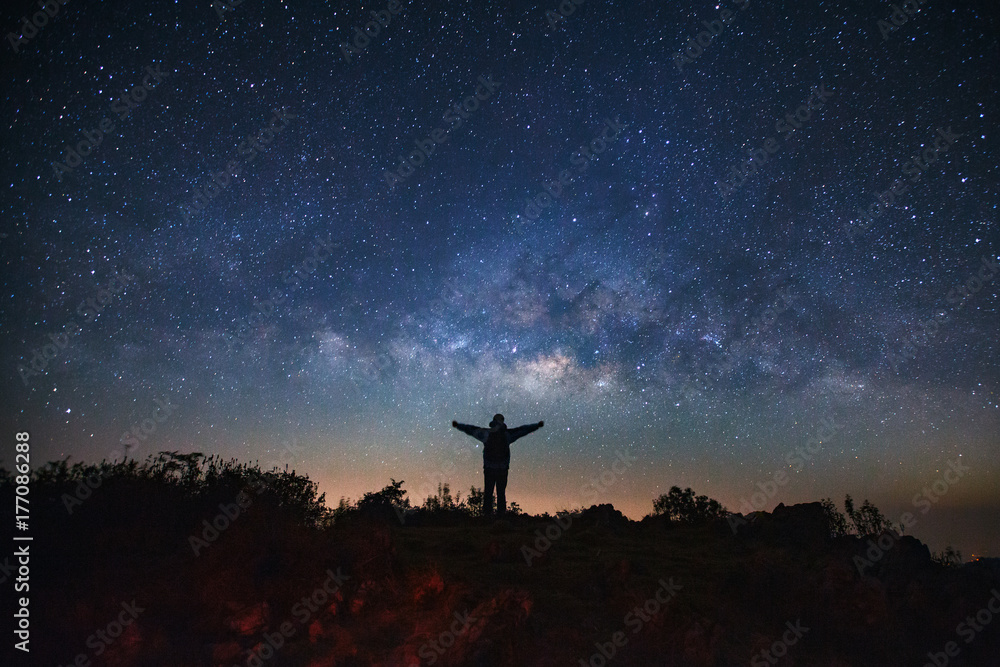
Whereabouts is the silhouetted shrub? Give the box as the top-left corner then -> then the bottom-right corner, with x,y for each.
355,478 -> 411,521
843,494 -> 898,536
422,482 -> 459,511
651,486 -> 727,523
821,497 -> 849,536
2,451 -> 332,528
932,545 -> 964,567
337,481 -> 519,523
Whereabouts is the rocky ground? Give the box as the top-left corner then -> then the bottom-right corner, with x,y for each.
4,462 -> 1000,666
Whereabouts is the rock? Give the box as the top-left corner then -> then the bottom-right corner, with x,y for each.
579,503 -> 630,530
738,502 -> 832,550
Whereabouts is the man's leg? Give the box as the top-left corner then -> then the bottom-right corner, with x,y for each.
495,468 -> 508,516
483,468 -> 496,516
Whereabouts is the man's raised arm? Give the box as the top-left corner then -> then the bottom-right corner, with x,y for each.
452,420 -> 490,443
508,421 -> 544,442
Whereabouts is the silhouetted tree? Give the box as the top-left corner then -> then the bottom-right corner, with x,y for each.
332,496 -> 354,523
463,486 -> 485,517
821,497 -> 849,536
422,482 -> 458,511
357,478 -> 410,515
652,486 -> 727,523
932,545 -> 964,567
843,494 -> 897,535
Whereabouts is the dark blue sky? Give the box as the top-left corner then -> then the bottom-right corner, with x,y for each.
1,0 -> 998,556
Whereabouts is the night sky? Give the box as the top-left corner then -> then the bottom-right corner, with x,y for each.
2,0 -> 998,557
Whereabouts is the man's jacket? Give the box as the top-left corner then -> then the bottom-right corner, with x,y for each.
453,422 -> 543,469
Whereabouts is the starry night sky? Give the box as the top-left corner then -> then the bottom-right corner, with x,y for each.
1,0 -> 998,556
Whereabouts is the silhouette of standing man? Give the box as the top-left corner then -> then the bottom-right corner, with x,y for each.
452,414 -> 543,517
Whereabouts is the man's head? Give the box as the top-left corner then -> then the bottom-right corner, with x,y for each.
489,413 -> 505,431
